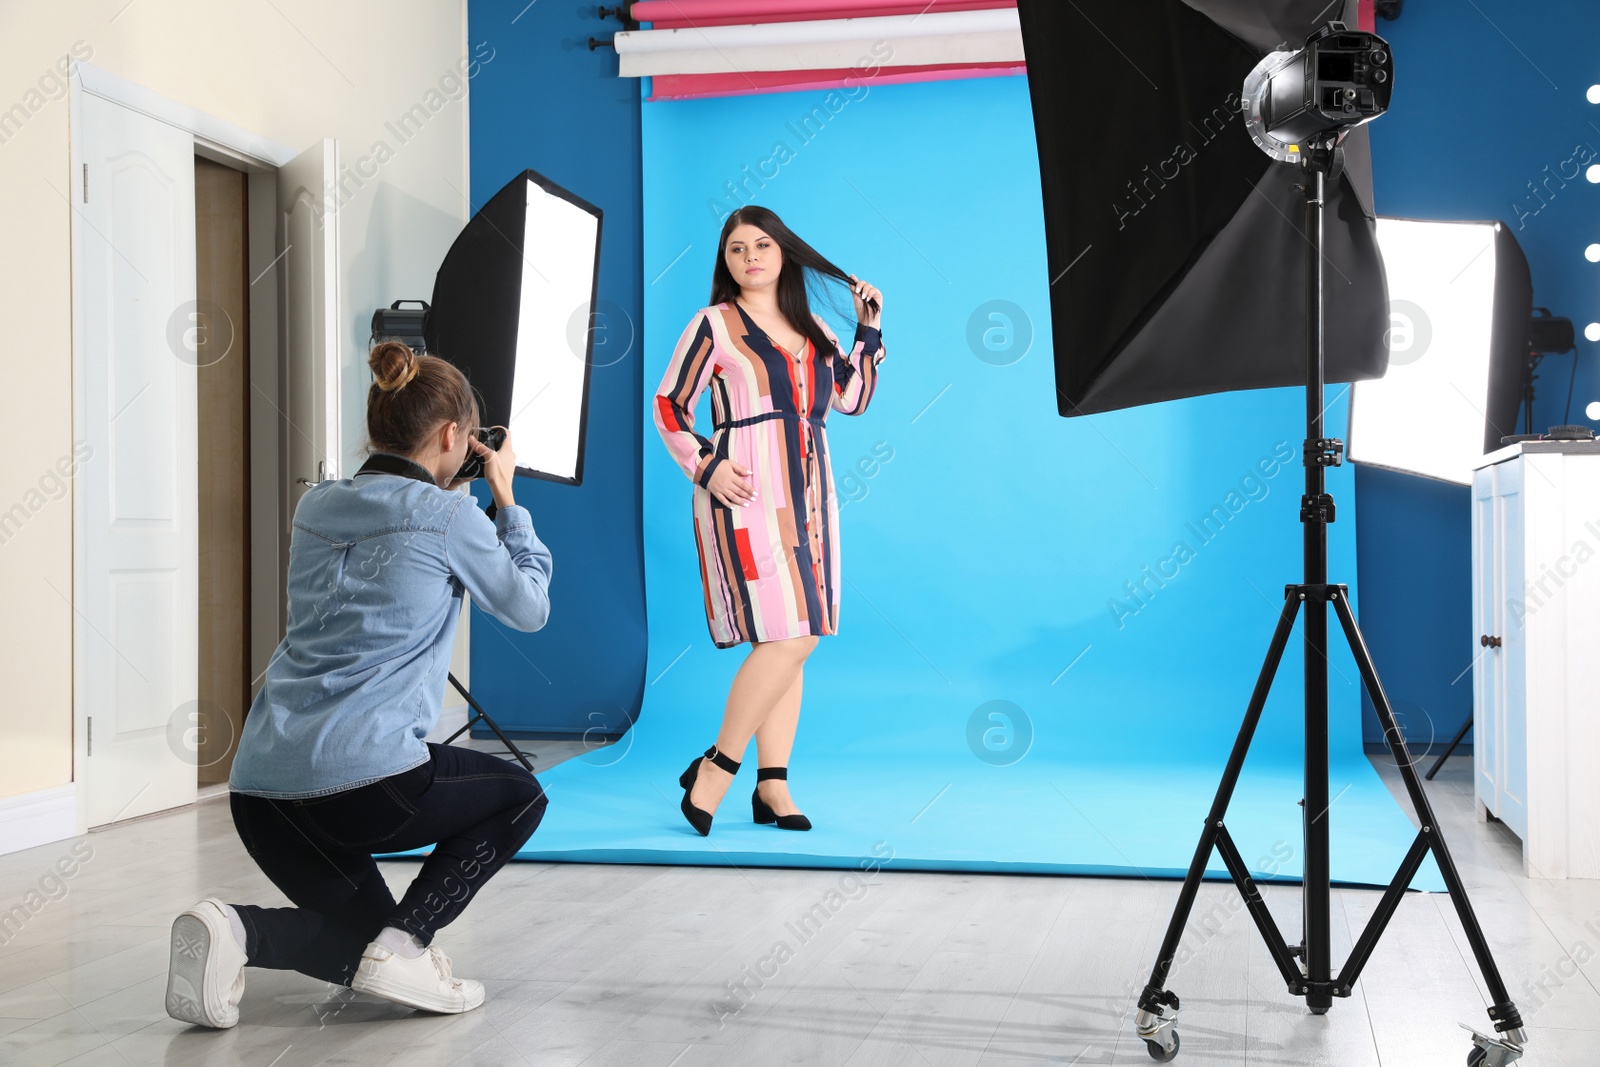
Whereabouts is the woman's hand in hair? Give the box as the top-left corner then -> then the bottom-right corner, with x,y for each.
709,461 -> 757,509
848,275 -> 883,329
469,426 -> 518,509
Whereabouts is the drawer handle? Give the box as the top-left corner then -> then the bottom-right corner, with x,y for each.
1479,634 -> 1502,649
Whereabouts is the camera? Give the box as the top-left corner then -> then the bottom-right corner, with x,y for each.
455,425 -> 507,481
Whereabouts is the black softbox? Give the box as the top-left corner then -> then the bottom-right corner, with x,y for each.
425,169 -> 603,484
1016,0 -> 1390,416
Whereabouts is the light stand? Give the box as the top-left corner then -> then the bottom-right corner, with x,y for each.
442,671 -> 536,773
1522,310 -> 1577,434
1130,135 -> 1528,1066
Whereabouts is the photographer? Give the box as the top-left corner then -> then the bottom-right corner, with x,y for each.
164,340 -> 553,1028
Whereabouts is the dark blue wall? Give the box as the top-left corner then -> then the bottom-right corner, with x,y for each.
1359,0 -> 1600,747
464,2 -> 645,737
1352,466 -> 1474,749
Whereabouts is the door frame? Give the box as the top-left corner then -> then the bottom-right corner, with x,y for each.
68,64 -> 296,832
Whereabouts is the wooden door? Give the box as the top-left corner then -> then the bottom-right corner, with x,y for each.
194,157 -> 251,782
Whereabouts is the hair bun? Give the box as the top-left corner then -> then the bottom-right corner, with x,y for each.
370,340 -> 420,392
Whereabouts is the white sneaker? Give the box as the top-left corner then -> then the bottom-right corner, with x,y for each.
166,898 -> 248,1028
351,941 -> 485,1013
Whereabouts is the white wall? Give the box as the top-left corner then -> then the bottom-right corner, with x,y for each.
0,0 -> 476,801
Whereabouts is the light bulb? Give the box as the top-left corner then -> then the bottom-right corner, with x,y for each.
1587,323 -> 1600,342
1589,164 -> 1600,183
1588,400 -> 1600,421
1589,85 -> 1600,104
1588,244 -> 1600,263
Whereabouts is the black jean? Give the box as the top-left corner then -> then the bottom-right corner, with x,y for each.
229,741 -> 548,986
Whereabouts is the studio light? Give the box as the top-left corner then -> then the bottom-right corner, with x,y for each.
425,169 -> 604,485
1018,3 -> 1531,1061
1242,25 -> 1392,161
370,299 -> 430,352
1017,0 -> 1390,418
1348,219 -> 1531,484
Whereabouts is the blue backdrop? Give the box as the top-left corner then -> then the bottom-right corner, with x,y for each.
489,67 -> 1440,889
458,1 -> 1443,886
635,72 -> 1366,772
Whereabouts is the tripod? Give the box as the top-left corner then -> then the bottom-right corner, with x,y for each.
440,671 -> 536,772
1132,141 -> 1526,1066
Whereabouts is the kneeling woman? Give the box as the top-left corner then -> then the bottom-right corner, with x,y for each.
165,341 -> 554,1027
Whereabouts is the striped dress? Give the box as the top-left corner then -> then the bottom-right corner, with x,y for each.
653,301 -> 886,648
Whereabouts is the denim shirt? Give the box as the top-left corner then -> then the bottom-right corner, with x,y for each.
228,452 -> 553,798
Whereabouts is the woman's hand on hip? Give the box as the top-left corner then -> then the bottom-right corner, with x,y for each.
469,427 -> 518,509
709,461 -> 757,509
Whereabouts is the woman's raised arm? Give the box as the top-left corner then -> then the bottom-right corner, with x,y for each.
444,498 -> 553,632
820,314 -> 886,416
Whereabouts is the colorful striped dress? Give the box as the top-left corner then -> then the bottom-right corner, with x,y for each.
653,301 -> 886,648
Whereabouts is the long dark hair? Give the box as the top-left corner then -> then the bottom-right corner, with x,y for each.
709,205 -> 879,360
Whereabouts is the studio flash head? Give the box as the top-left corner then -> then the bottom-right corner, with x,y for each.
1244,22 -> 1393,162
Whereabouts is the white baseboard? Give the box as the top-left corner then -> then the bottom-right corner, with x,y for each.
0,707 -> 470,857
0,784 -> 78,858
425,702 -> 470,744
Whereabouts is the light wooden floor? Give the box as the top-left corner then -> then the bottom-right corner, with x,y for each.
1,753 -> 1597,1066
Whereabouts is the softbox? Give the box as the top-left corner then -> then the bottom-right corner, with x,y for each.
426,169 -> 603,484
1349,218 -> 1532,484
1015,0 -> 1390,417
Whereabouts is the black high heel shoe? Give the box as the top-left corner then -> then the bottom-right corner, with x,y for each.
752,767 -> 812,831
679,745 -> 740,836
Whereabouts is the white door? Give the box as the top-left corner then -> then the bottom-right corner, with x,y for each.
278,140 -> 342,523
74,93 -> 199,826
1472,467 -> 1499,812
1495,461 -> 1528,839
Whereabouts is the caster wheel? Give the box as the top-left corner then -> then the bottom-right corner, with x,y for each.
1467,1048 -> 1486,1067
1145,1032 -> 1179,1062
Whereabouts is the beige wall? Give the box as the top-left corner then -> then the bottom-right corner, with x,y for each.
0,1 -> 474,800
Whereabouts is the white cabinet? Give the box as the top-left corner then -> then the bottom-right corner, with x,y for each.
1471,441 -> 1600,878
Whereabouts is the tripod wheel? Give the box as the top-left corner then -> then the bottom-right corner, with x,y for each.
1467,1047 -> 1486,1067
1144,1033 -> 1179,1062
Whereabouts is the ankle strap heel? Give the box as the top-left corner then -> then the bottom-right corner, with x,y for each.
678,745 -> 741,837
751,766 -> 812,831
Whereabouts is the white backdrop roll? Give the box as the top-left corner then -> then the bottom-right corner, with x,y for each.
615,9 -> 1023,77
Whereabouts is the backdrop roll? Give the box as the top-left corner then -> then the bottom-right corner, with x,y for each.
494,71 -> 1441,891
